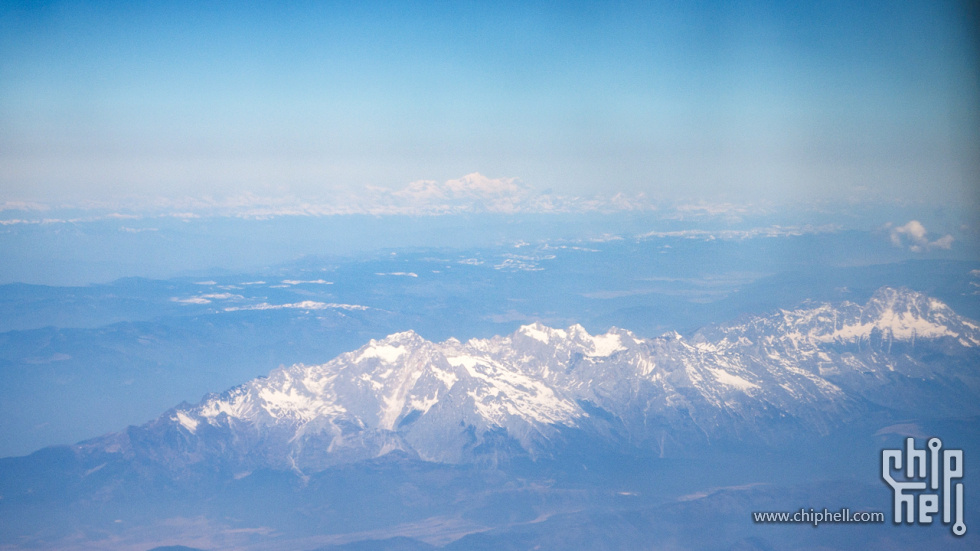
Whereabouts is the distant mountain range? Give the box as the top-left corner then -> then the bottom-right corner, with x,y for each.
72,287 -> 980,472
3,286 -> 978,550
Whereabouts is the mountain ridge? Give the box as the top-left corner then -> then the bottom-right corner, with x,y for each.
52,286 -> 980,475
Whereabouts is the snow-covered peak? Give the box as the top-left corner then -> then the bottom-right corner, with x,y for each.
703,287 -> 979,350
374,329 -> 425,347
356,342 -> 410,364
517,322 -> 566,344
514,322 -> 628,357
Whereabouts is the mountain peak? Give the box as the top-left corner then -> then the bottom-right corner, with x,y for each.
516,322 -> 564,344
857,287 -> 961,341
353,330 -> 425,364
701,287 -> 978,350
377,329 -> 424,344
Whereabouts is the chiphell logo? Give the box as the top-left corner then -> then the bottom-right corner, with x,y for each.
882,437 -> 965,536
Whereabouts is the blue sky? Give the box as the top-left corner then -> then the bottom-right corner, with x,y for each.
1,0 -> 977,208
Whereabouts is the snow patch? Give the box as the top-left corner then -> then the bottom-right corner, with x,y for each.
707,368 -> 758,391
446,355 -> 481,370
174,411 -> 199,433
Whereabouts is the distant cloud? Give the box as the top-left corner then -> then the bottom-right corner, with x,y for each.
171,297 -> 212,305
10,175 -> 875,228
374,272 -> 418,277
364,173 -> 661,215
223,301 -> 368,312
888,220 -> 954,252
636,225 -> 838,241
673,202 -> 755,217
398,173 -> 525,202
374,173 -> 537,214
0,173 -> 667,221
0,201 -> 50,212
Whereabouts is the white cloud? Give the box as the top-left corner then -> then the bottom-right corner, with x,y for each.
374,272 -> 418,277
888,220 -> 954,252
223,301 -> 369,312
0,201 -> 50,212
674,202 -> 754,216
0,173 -> 667,220
119,226 -> 158,233
931,234 -> 954,250
171,297 -> 212,305
396,173 -> 525,203
169,293 -> 243,305
636,225 -> 838,241
383,173 -> 539,214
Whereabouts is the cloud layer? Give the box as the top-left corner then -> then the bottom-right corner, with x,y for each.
889,220 -> 954,252
0,173 -> 658,221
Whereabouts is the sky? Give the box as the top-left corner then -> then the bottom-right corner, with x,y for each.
0,0 -> 978,209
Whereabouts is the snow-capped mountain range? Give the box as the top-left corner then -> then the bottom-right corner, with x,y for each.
82,287 -> 980,472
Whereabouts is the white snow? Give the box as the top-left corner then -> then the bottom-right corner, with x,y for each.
378,357 -> 427,429
359,373 -> 383,391
174,411 -> 199,433
257,383 -> 345,422
455,356 -> 579,425
519,323 -> 565,344
818,311 -> 956,343
199,389 -> 254,421
707,368 -> 758,391
588,333 -> 624,356
446,355 -> 480,370
301,369 -> 335,395
409,394 -> 440,414
430,363 -> 460,388
358,344 -> 408,364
